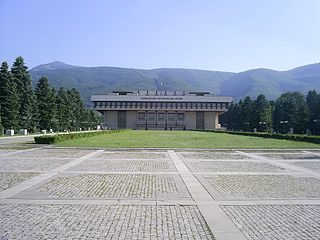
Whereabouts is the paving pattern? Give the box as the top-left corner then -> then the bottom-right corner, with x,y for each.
0,146 -> 320,239
200,174 -> 320,199
68,159 -> 177,172
185,161 -> 285,172
0,172 -> 39,191
222,205 -> 320,240
0,204 -> 213,240
30,173 -> 190,199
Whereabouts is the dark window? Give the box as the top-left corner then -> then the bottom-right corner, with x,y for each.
158,113 -> 165,121
168,113 -> 175,121
138,112 -> 145,121
148,112 -> 155,121
177,113 -> 185,121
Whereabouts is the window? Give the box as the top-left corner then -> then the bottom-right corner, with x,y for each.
192,103 -> 196,109
138,112 -> 145,121
177,113 -> 185,121
148,112 -> 155,121
158,113 -> 165,121
147,102 -> 151,108
187,103 -> 191,109
152,102 -> 156,108
168,113 -> 175,121
197,103 -> 201,109
182,102 -> 186,109
222,103 -> 226,109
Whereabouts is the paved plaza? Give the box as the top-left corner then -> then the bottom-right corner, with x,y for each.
0,144 -> 320,239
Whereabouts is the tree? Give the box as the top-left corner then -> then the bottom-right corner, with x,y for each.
240,96 -> 254,131
253,94 -> 272,132
11,56 -> 36,131
273,92 -> 308,134
0,62 -> 20,130
56,87 -> 71,131
306,90 -> 320,135
0,105 -> 3,134
35,77 -> 56,130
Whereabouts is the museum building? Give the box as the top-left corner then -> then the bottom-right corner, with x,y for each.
91,91 -> 232,130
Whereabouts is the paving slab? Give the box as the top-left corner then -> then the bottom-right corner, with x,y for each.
68,159 -> 177,172
0,204 -> 215,240
14,173 -> 190,200
222,205 -> 320,240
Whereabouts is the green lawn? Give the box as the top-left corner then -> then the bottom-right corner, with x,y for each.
56,130 -> 320,149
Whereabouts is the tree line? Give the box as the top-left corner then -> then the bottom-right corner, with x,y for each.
221,91 -> 320,135
0,56 -> 101,133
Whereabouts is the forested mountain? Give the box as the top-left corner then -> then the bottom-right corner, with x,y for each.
30,61 -> 320,106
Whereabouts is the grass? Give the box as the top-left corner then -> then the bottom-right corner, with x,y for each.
56,130 -> 320,149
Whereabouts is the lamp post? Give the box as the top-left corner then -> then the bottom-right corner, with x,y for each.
259,121 -> 267,132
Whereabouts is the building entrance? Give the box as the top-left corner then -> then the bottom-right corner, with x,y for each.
118,111 -> 126,129
196,112 -> 205,130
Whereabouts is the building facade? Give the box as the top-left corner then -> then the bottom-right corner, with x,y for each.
92,91 -> 232,130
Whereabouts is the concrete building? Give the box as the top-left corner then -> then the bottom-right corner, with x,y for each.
91,91 -> 232,130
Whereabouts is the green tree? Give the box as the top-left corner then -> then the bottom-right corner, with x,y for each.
273,92 -> 308,134
11,56 -> 36,131
306,90 -> 320,135
240,96 -> 254,131
56,87 -> 71,131
253,94 -> 272,132
0,62 -> 20,130
35,76 -> 57,131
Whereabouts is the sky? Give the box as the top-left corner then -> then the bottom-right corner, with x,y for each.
0,0 -> 320,72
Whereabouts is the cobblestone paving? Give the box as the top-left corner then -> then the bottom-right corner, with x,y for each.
185,161 -> 285,172
10,149 -> 93,158
0,158 -> 73,171
99,152 -> 168,160
261,153 -> 320,160
0,172 -> 39,191
33,174 -> 190,199
0,204 -> 214,240
201,175 -> 320,199
0,149 -> 15,155
68,159 -> 177,172
222,205 -> 320,240
292,161 -> 320,171
180,152 -> 249,160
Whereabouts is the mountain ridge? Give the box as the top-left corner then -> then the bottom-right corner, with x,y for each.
29,61 -> 320,106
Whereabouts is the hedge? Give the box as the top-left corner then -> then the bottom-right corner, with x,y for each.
34,130 -> 124,144
210,130 -> 320,144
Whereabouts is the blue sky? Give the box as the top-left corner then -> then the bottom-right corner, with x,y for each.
0,0 -> 319,72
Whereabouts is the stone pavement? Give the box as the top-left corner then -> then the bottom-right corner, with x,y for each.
0,147 -> 320,239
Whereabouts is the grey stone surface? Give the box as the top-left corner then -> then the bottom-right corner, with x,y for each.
292,161 -> 320,171
10,148 -> 93,158
0,204 -> 214,240
99,151 -> 168,160
185,161 -> 285,172
199,174 -> 320,199
1,143 -> 320,240
0,158 -> 74,171
0,172 -> 39,191
25,173 -> 191,199
261,153 -> 320,160
222,205 -> 320,240
68,159 -> 177,172
180,152 -> 249,160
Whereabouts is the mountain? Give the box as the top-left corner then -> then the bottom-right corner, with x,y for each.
29,61 -> 320,106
